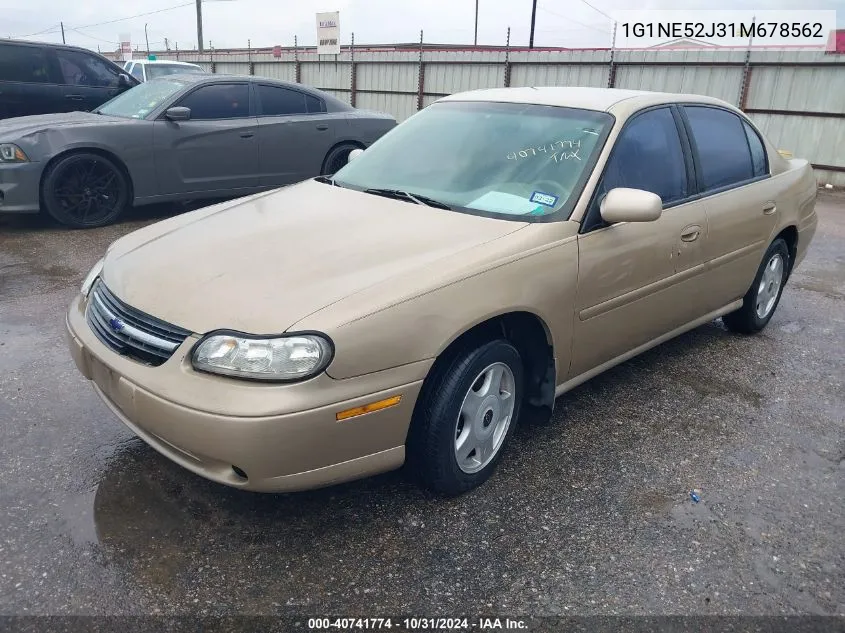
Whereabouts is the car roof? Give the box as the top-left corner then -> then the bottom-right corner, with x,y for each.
132,59 -> 202,66
2,38 -> 125,64
150,73 -> 354,110
439,86 -> 736,117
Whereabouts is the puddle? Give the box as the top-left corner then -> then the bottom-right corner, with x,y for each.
0,261 -> 78,300
58,489 -> 99,547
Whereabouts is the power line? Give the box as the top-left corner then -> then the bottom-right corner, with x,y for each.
538,5 -> 610,35
13,24 -> 61,38
572,0 -> 614,22
72,2 -> 194,30
65,28 -> 119,45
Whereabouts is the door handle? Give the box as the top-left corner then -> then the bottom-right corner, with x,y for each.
64,94 -> 84,101
316,124 -> 329,131
680,225 -> 701,242
239,131 -> 255,138
763,202 -> 777,215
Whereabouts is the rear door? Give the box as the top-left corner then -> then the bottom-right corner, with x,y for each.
679,105 -> 779,311
0,42 -> 62,118
570,106 -> 709,378
152,81 -> 260,195
54,48 -> 125,111
255,83 -> 336,186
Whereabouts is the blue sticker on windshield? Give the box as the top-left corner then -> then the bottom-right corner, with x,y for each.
530,191 -> 559,208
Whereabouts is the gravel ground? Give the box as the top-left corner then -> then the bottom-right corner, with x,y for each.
0,195 -> 842,620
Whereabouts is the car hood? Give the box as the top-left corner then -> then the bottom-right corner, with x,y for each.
0,112 -> 125,140
101,180 -> 528,334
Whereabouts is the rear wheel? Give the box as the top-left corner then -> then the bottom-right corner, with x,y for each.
407,339 -> 524,496
321,143 -> 360,176
41,152 -> 130,228
723,238 -> 789,334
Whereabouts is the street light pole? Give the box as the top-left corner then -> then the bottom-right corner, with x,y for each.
529,0 -> 537,48
474,0 -> 478,46
196,0 -> 204,52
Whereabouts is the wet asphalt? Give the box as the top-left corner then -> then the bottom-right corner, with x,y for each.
0,196 -> 843,618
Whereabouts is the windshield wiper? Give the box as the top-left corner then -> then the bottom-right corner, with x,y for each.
364,188 -> 452,210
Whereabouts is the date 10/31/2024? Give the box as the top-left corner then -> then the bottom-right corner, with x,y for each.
507,139 -> 582,163
307,617 -> 528,630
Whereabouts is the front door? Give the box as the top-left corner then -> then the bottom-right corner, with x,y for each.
54,48 -> 124,112
569,106 -> 708,379
152,82 -> 261,196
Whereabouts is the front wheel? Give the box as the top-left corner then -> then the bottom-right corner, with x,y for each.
407,339 -> 524,496
723,238 -> 790,334
41,152 -> 130,228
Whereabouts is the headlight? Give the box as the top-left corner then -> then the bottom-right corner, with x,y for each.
0,144 -> 29,163
192,332 -> 333,382
81,258 -> 104,297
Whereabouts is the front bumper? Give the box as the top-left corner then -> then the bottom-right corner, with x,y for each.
66,294 -> 430,492
0,161 -> 43,214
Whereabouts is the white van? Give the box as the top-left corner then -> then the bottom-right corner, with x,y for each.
122,59 -> 206,82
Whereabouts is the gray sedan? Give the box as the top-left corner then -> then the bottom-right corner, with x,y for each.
0,74 -> 396,227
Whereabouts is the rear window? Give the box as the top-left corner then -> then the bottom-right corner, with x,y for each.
146,64 -> 205,79
684,106 -> 755,191
0,43 -> 52,84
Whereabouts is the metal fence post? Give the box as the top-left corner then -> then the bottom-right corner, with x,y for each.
417,30 -> 425,111
504,27 -> 511,87
738,17 -> 756,109
248,39 -> 254,75
294,35 -> 301,84
607,21 -> 617,88
350,32 -> 357,107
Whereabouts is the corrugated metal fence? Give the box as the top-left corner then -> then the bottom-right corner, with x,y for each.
125,46 -> 845,185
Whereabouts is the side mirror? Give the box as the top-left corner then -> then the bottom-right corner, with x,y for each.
117,73 -> 132,88
600,187 -> 663,224
348,148 -> 364,162
165,106 -> 191,121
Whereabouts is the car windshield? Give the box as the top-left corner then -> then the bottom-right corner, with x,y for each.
147,64 -> 205,79
333,101 -> 613,221
97,78 -> 187,119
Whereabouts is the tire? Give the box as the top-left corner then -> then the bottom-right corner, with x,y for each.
41,152 -> 130,228
321,143 -> 360,176
407,339 -> 524,496
723,238 -> 790,334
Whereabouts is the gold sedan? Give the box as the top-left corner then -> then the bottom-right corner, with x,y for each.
66,87 -> 818,495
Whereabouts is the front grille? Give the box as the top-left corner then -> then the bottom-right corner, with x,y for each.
85,279 -> 191,366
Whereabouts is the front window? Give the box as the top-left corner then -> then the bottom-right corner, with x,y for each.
333,101 -> 612,220
97,78 -> 187,119
146,63 -> 205,79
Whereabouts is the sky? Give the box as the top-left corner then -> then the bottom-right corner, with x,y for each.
4,0 -> 844,52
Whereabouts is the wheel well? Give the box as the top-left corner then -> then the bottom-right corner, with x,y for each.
321,140 -> 365,174
39,148 -> 134,205
430,312 -> 556,412
775,225 -> 798,277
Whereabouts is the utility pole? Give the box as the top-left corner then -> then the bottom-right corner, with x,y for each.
60,21 -> 65,44
196,0 -> 204,52
474,0 -> 479,46
145,23 -> 150,55
528,0 -> 537,48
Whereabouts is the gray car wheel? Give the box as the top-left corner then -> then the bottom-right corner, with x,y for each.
723,238 -> 790,334
41,152 -> 130,229
407,339 -> 524,496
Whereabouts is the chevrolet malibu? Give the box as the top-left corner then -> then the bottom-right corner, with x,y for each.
66,87 -> 818,496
